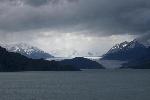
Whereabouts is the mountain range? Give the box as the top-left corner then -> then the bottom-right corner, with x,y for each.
102,39 -> 150,60
51,49 -> 95,57
0,46 -> 80,71
0,46 -> 104,71
102,39 -> 150,69
0,39 -> 150,70
1,43 -> 54,59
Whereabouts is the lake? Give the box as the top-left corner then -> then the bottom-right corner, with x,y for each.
0,69 -> 150,100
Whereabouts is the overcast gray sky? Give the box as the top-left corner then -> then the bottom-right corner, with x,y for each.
0,0 -> 149,56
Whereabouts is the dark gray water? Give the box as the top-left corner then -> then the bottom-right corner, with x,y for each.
0,69 -> 150,100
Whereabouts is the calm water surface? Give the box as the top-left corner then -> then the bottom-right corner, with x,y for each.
0,69 -> 150,100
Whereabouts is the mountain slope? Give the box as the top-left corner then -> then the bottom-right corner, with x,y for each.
0,46 -> 80,71
106,41 -> 129,54
1,43 -> 54,59
60,57 -> 105,69
102,39 -> 150,69
102,40 -> 149,61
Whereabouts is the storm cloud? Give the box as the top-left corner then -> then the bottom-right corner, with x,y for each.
0,0 -> 149,56
0,0 -> 149,36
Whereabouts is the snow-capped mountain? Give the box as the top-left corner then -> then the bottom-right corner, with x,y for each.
107,41 -> 129,54
70,51 -> 94,57
1,43 -> 54,59
50,49 -> 95,57
102,39 -> 150,60
107,40 -> 146,54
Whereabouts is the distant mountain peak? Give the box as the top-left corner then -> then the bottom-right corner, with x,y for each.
107,41 -> 129,54
5,43 -> 40,54
1,43 -> 54,59
107,40 -> 148,54
102,39 -> 150,60
125,39 -> 146,49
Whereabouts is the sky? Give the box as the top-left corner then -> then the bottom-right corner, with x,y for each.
0,0 -> 150,57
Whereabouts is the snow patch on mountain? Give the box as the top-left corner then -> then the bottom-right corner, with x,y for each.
0,43 -> 54,59
107,41 -> 129,54
106,39 -> 150,55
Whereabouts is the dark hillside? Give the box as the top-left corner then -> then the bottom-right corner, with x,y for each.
0,46 -> 80,71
